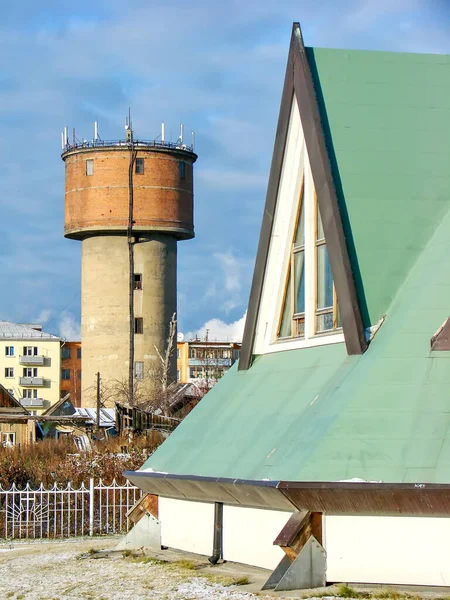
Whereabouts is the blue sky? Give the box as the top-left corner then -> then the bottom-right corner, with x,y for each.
0,0 -> 449,341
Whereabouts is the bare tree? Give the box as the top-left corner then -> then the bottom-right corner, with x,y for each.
91,313 -> 181,416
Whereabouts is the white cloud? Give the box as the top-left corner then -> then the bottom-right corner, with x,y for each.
185,312 -> 246,343
344,0 -> 421,31
33,309 -> 51,325
59,311 -> 80,341
204,251 -> 248,314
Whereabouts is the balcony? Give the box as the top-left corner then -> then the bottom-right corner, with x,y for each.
188,358 -> 232,367
19,377 -> 45,386
20,398 -> 45,408
19,355 -> 46,366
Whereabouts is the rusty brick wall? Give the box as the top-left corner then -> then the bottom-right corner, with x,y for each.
63,148 -> 195,239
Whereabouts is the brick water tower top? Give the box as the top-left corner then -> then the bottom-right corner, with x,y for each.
60,119 -> 198,407
61,120 -> 197,240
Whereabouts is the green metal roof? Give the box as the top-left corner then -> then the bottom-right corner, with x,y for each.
308,47 -> 450,328
141,45 -> 450,484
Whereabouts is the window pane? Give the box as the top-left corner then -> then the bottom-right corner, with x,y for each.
136,158 -> 144,174
279,276 -> 292,337
317,245 -> 333,309
135,361 -> 144,380
86,159 -> 94,176
294,195 -> 305,248
179,161 -> 186,179
316,312 -> 334,332
294,251 -> 305,314
317,208 -> 325,240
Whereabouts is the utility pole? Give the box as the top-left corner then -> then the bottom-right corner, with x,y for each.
96,372 -> 101,430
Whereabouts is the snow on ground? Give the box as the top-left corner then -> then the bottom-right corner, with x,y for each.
0,537 -> 272,599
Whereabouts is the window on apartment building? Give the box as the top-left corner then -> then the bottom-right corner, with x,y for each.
135,158 -> 144,174
77,370 -> 82,379
135,361 -> 144,380
77,348 -> 81,359
86,159 -> 94,176
62,369 -> 71,380
23,389 -> 38,398
179,161 -> 186,180
278,183 -> 341,340
5,346 -> 14,357
61,347 -> 71,359
134,273 -> 142,290
23,346 -> 38,356
177,348 -> 180,359
177,369 -> 180,381
134,318 -> 143,334
189,348 -> 196,358
189,368 -> 196,378
23,368 -> 38,377
1,432 -> 15,446
4,368 -> 14,378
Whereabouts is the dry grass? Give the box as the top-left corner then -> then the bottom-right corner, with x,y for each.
0,434 -> 160,489
312,584 -> 450,600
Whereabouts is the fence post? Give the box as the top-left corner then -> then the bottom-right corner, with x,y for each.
89,478 -> 94,537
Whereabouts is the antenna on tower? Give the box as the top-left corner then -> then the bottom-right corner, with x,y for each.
94,121 -> 99,141
179,124 -> 184,144
191,131 -> 195,150
125,108 -> 133,142
161,122 -> 165,143
62,126 -> 69,149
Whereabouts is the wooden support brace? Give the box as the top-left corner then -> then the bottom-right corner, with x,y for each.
263,510 -> 326,591
273,510 -> 322,561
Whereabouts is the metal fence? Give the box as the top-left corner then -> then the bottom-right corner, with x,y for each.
0,479 -> 142,540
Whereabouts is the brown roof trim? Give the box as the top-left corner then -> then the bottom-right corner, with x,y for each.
431,317 -> 450,350
239,23 -> 366,370
238,34 -> 295,371
125,471 -> 450,517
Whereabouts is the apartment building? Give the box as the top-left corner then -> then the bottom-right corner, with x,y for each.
176,340 -> 241,385
0,321 -> 61,414
60,341 -> 82,407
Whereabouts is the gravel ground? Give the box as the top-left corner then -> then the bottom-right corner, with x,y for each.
0,537 -> 278,600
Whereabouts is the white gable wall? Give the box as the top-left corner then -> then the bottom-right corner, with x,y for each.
159,498 -> 450,585
253,97 -> 344,356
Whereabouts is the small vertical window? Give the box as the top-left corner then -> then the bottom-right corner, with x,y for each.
61,347 -> 71,359
135,158 -> 144,174
77,348 -> 82,359
135,361 -> 144,380
86,159 -> 94,176
5,346 -> 14,357
134,273 -> 142,290
134,318 -> 143,334
177,369 -> 180,381
179,161 -> 186,179
177,348 -> 180,359
4,368 -> 14,378
62,369 -> 71,380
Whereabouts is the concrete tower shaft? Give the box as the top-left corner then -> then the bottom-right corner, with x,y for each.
62,137 -> 197,407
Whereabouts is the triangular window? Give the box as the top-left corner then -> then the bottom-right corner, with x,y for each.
278,187 -> 341,340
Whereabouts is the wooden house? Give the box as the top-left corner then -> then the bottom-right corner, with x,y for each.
0,384 -> 35,446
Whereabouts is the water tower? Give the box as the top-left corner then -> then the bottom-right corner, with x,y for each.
61,120 -> 197,406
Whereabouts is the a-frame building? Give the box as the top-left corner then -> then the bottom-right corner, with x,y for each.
128,24 -> 450,586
